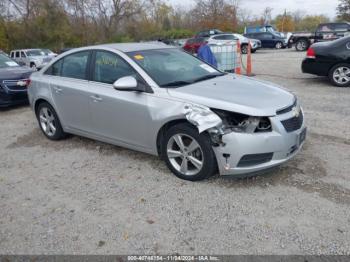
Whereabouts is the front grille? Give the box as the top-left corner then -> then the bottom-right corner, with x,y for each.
237,153 -> 273,167
281,111 -> 303,132
2,79 -> 28,92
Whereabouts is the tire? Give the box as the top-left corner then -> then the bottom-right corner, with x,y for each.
275,42 -> 283,49
30,62 -> 37,70
251,49 -> 257,53
161,123 -> 217,181
295,39 -> 309,51
241,44 -> 248,54
328,63 -> 350,87
36,102 -> 66,140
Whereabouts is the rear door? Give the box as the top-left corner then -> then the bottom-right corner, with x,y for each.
46,50 -> 94,132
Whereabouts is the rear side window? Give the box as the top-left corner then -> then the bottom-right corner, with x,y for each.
93,51 -> 137,84
15,52 -> 20,58
61,51 -> 90,80
317,24 -> 334,32
334,23 -> 349,32
45,59 -> 63,76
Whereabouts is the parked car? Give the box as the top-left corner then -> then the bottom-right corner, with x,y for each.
291,22 -> 350,51
244,32 -> 288,49
10,49 -> 52,69
28,43 -> 306,181
183,37 -> 207,54
207,33 -> 261,54
195,29 -> 224,38
302,36 -> 350,87
41,48 -> 58,58
0,54 -> 33,107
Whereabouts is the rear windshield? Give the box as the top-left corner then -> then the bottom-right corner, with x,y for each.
0,54 -> 19,68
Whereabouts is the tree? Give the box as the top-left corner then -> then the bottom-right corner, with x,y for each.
275,11 -> 295,32
337,0 -> 350,21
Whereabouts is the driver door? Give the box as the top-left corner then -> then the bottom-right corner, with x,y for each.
88,50 -> 154,150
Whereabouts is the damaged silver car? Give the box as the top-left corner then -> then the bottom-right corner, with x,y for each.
28,43 -> 306,181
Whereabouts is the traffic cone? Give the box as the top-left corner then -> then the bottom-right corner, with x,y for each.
235,40 -> 241,75
246,41 -> 254,76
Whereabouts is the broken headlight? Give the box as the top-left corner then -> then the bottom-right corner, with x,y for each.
211,109 -> 272,133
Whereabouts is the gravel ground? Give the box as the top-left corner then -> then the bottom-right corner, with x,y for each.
0,49 -> 349,255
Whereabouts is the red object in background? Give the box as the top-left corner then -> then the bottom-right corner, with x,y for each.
183,37 -> 207,54
306,47 -> 316,59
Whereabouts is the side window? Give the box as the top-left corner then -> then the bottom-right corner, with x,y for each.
61,51 -> 90,80
93,51 -> 138,84
45,59 -> 63,76
15,51 -> 20,58
20,52 -> 26,58
225,35 -> 237,40
334,23 -> 348,32
317,24 -> 333,32
213,35 -> 226,40
10,52 -> 14,58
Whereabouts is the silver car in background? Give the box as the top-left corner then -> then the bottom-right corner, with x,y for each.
28,43 -> 306,181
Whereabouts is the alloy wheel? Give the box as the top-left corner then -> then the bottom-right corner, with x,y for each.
276,42 -> 283,49
166,133 -> 204,176
333,67 -> 350,85
39,107 -> 57,137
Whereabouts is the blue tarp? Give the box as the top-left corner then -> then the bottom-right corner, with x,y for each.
197,44 -> 218,68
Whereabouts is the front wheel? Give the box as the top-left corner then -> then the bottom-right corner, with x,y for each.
162,123 -> 217,181
329,64 -> 350,87
275,42 -> 283,49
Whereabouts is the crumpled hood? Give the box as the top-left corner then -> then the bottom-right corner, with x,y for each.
167,74 -> 295,116
0,66 -> 33,80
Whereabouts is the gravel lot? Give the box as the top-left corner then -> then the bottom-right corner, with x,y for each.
0,49 -> 349,255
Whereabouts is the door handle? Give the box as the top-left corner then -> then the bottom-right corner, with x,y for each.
53,86 -> 63,93
90,95 -> 103,102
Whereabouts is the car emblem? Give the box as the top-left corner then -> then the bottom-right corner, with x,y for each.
292,106 -> 300,118
17,80 -> 27,87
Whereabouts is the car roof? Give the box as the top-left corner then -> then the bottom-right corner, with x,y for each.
91,43 -> 176,52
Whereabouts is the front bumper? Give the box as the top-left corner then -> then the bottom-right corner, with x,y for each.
213,109 -> 306,176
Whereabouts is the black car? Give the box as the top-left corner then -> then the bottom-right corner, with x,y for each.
244,32 -> 287,49
291,22 -> 350,51
0,54 -> 33,107
302,36 -> 350,87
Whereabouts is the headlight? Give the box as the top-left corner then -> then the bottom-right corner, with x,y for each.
211,109 -> 272,133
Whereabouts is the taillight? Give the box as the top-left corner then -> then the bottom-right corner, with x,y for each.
306,47 -> 316,59
26,79 -> 31,87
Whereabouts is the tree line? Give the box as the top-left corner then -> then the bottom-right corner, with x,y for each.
0,0 -> 344,52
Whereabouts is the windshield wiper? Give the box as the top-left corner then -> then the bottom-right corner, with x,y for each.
191,73 -> 225,84
160,80 -> 192,87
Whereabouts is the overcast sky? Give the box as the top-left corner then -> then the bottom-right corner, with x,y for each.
169,0 -> 338,19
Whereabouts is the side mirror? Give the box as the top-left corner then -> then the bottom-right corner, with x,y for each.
113,76 -> 140,92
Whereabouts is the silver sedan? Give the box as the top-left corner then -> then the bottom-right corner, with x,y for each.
28,43 -> 306,181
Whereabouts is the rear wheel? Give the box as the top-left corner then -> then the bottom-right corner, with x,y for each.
162,123 -> 217,181
36,102 -> 66,140
275,42 -> 283,49
241,44 -> 248,54
329,64 -> 350,87
295,39 -> 309,51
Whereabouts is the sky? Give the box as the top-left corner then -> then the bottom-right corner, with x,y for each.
169,0 -> 338,19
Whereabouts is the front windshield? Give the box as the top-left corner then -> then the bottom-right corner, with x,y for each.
0,54 -> 19,68
41,49 -> 50,55
127,48 -> 224,87
27,50 -> 44,56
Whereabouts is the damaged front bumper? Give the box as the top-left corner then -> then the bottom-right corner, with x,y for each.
212,110 -> 306,176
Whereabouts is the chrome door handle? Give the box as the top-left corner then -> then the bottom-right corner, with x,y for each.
90,95 -> 103,102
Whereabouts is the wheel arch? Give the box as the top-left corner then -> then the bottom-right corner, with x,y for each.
156,119 -> 194,157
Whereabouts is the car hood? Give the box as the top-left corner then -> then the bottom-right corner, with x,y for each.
167,74 -> 295,116
0,66 -> 33,80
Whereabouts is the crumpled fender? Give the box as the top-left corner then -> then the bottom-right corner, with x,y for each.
183,104 -> 222,133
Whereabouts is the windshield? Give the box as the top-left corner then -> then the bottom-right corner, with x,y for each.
0,54 -> 19,68
127,48 -> 224,87
41,49 -> 51,55
27,50 -> 44,56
